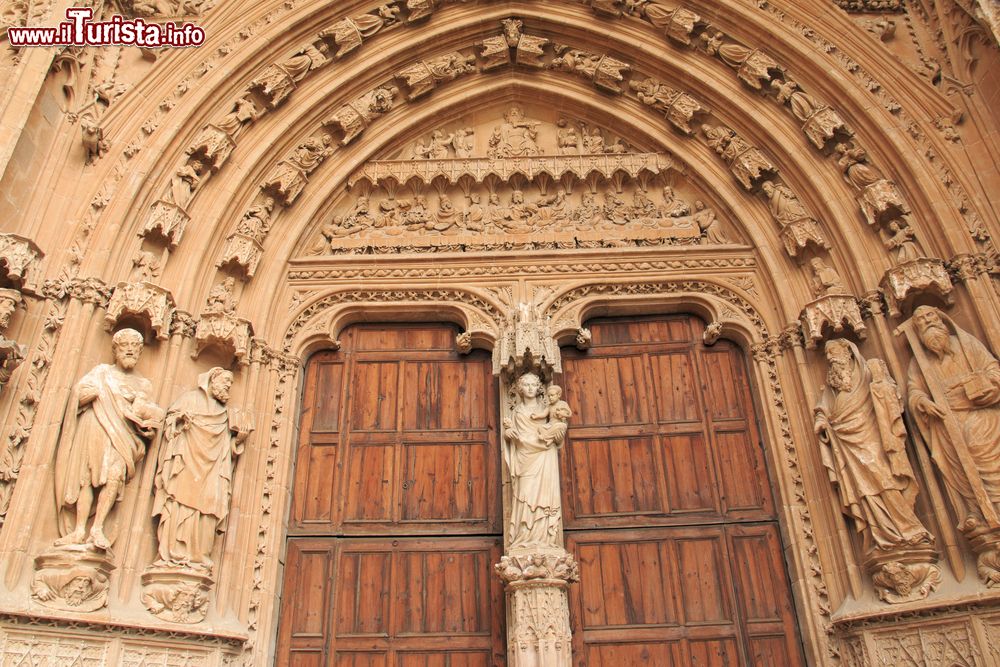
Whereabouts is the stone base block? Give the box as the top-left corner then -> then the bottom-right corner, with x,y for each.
141,563 -> 214,624
32,544 -> 114,613
864,545 -> 941,604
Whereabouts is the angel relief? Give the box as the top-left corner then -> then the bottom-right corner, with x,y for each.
308,106 -> 740,254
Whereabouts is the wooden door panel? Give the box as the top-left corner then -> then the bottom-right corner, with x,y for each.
650,351 -> 702,423
332,652 -> 388,667
396,652 -> 491,667
566,436 -> 665,519
401,442 -> 490,523
701,346 -> 749,422
403,361 -> 490,431
713,431 -> 768,514
663,434 -> 719,514
395,549 -> 493,636
350,362 -> 400,432
277,540 -> 335,659
562,355 -> 649,428
687,638 -> 741,667
294,441 -> 339,526
334,551 -> 392,637
585,642 -> 684,665
342,443 -> 396,524
675,536 -> 733,625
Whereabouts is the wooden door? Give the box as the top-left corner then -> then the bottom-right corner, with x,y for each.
560,315 -> 804,666
277,324 -> 505,666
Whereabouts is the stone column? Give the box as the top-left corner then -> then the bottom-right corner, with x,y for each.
490,301 -> 579,666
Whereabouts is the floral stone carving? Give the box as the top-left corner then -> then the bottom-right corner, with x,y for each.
104,282 -> 176,341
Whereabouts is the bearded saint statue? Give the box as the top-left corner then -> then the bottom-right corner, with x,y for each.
814,339 -> 932,552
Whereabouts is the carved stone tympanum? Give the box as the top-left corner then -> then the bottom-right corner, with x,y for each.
815,339 -> 940,603
899,306 -> 1000,587
143,367 -> 253,623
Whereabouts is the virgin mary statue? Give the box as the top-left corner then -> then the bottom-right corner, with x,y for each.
503,373 -> 569,551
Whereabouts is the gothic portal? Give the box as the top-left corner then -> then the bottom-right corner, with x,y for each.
0,0 -> 999,665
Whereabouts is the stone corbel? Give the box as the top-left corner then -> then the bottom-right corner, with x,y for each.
879,258 -> 953,317
800,295 -> 867,348
104,282 -> 176,341
261,162 -> 309,206
859,180 -> 909,227
141,201 -> 190,249
781,219 -> 831,258
193,313 -> 254,366
186,124 -> 237,172
248,64 -> 296,110
217,233 -> 264,279
0,233 -> 44,292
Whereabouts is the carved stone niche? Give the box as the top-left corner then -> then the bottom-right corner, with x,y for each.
860,179 -> 908,227
800,295 -> 867,348
193,313 -> 253,366
186,124 -> 236,173
880,258 -> 954,317
141,564 -> 212,624
141,201 -> 190,249
217,233 -> 263,279
32,544 -> 113,613
0,233 -> 44,292
104,282 -> 176,341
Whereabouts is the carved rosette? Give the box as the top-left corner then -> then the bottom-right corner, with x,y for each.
104,282 -> 176,341
249,64 -> 296,109
880,258 -> 954,317
186,124 -> 237,172
0,233 -> 44,291
800,295 -> 866,348
141,564 -> 213,624
32,544 -> 114,612
142,201 -> 190,249
859,179 -> 908,226
781,219 -> 831,257
193,313 -> 254,366
217,233 -> 264,278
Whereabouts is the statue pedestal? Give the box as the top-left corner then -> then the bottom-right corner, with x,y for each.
496,551 -> 579,667
141,563 -> 213,624
31,544 -> 114,612
864,544 -> 941,604
964,521 -> 1000,587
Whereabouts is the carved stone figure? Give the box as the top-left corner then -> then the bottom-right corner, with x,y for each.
281,43 -> 329,82
810,257 -> 846,296
884,221 -> 921,263
814,340 -> 934,554
235,196 -> 276,243
151,368 -> 252,570
53,329 -> 164,550
451,127 -> 474,157
660,186 -> 690,218
762,180 -> 811,225
165,159 -> 204,209
426,130 -> 452,159
204,278 -> 236,315
503,373 -> 570,551
835,142 -> 883,190
488,106 -> 541,158
694,200 -> 728,243
288,134 -> 333,172
215,96 -> 258,138
556,118 -> 579,155
130,251 -> 161,282
581,125 -> 605,154
901,306 -> 1000,585
0,289 -> 22,333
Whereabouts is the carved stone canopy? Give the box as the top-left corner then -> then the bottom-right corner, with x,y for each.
880,258 -> 954,317
494,303 -> 561,381
104,282 -> 176,341
0,233 -> 44,292
800,294 -> 867,348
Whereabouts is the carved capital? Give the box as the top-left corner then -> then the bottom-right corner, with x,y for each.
249,64 -> 296,109
880,258 -> 954,317
800,295 -> 866,348
141,201 -> 190,249
701,125 -> 777,190
802,107 -> 850,150
0,234 -> 44,292
194,313 -> 254,365
496,552 -> 580,585
261,162 -> 309,206
104,282 -> 175,341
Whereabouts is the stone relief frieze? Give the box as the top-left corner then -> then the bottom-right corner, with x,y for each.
305,106 -> 738,255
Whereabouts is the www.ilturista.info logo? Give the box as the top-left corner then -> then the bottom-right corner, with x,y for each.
7,7 -> 205,47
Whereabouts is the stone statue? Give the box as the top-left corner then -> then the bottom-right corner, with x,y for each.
451,127 -> 474,157
884,221 -> 921,263
814,340 -> 932,552
809,257 -> 846,296
166,159 -> 203,209
556,118 -> 579,155
151,367 -> 252,570
901,306 -> 1000,585
53,328 -> 164,550
130,250 -> 162,282
204,277 -> 236,315
503,373 -> 570,551
488,106 -> 541,158
835,142 -> 883,190
762,180 -> 811,225
281,42 -> 329,82
693,200 -> 728,243
215,96 -> 258,138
